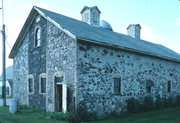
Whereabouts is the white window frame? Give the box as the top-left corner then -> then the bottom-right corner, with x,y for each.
39,73 -> 46,94
34,26 -> 41,47
28,74 -> 34,95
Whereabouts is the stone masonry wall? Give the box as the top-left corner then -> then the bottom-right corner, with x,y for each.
46,21 -> 76,112
28,15 -> 47,109
13,32 -> 29,105
76,41 -> 180,115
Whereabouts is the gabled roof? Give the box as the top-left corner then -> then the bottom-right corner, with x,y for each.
9,6 -> 180,63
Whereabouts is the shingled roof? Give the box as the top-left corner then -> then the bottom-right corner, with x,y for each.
9,6 -> 180,63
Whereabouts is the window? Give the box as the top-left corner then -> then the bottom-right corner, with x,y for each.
28,77 -> 34,93
35,27 -> 41,47
40,77 -> 46,94
167,81 -> 171,92
39,73 -> 46,94
146,80 -> 154,93
114,78 -> 121,95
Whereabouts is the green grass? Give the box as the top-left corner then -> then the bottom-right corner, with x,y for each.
87,107 -> 180,123
1,106 -> 180,123
0,106 -> 69,123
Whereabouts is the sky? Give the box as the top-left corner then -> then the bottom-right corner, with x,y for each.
0,0 -> 179,74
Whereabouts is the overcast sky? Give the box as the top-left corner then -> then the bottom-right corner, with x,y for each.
0,0 -> 179,73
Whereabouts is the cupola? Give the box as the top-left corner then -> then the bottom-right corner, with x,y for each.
127,24 -> 141,39
80,6 -> 101,27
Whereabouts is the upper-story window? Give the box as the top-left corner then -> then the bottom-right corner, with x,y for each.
35,27 -> 41,47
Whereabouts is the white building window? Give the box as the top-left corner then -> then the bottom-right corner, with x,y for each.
39,73 -> 46,94
28,75 -> 34,94
34,27 -> 41,47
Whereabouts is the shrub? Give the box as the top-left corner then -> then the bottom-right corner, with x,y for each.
126,97 -> 142,113
175,95 -> 180,106
45,112 -> 73,121
155,95 -> 164,109
76,104 -> 97,121
163,97 -> 175,108
19,105 -> 28,110
143,96 -> 154,111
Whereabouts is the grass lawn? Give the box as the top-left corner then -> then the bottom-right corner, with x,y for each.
1,106 -> 180,123
0,106 -> 69,123
88,107 -> 180,123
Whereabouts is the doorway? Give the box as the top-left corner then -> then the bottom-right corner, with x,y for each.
55,83 -> 67,113
55,84 -> 62,112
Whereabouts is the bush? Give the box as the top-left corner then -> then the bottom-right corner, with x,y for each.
155,95 -> 164,109
45,112 -> 73,121
175,95 -> 180,106
126,97 -> 142,113
19,105 -> 28,110
162,97 -> 174,108
143,96 -> 154,111
76,104 -> 97,121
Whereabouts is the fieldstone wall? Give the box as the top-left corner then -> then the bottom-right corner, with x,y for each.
46,21 -> 76,112
76,41 -> 180,115
13,32 -> 29,105
28,15 -> 47,109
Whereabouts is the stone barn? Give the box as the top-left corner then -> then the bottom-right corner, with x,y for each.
9,6 -> 180,115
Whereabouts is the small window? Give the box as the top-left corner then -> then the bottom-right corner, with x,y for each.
40,77 -> 46,94
35,27 -> 41,47
167,81 -> 171,92
114,78 -> 121,95
28,77 -> 34,93
146,80 -> 154,93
